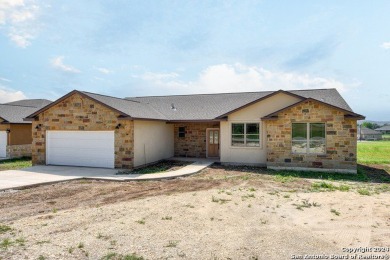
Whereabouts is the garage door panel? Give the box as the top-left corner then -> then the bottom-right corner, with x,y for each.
0,131 -> 6,158
46,131 -> 115,168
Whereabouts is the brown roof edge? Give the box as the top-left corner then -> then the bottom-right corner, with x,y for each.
215,90 -> 305,119
24,90 -> 131,120
261,98 -> 365,120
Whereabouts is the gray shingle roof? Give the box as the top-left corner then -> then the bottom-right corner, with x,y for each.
81,92 -> 167,120
375,125 -> 390,131
359,127 -> 382,135
0,99 -> 52,124
125,88 -> 354,120
25,88 -> 360,121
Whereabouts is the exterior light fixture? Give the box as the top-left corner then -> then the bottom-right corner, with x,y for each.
35,124 -> 42,130
115,123 -> 122,129
6,129 -> 10,133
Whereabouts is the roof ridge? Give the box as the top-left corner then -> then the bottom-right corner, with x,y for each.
127,88 -> 336,99
81,91 -> 141,104
0,104 -> 39,108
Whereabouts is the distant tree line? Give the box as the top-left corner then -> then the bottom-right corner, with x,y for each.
359,122 -> 387,129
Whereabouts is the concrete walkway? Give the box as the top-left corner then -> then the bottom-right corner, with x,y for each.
0,160 -> 214,191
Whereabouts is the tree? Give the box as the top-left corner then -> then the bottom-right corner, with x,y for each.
361,122 -> 380,129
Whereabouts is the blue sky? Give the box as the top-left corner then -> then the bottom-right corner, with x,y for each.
0,0 -> 389,120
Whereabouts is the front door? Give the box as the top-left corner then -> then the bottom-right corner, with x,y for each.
208,129 -> 219,157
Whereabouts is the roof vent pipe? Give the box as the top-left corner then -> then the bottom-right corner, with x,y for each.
171,103 -> 177,111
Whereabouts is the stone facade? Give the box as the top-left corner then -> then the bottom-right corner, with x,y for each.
174,122 -> 220,157
32,93 -> 134,168
266,100 -> 357,172
7,144 -> 31,158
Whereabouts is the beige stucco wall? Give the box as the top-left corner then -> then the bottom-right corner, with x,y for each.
133,120 -> 174,167
220,92 -> 302,165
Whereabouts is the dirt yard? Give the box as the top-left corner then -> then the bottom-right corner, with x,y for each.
1,165 -> 390,260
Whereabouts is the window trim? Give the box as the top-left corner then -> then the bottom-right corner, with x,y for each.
231,122 -> 261,148
291,122 -> 326,155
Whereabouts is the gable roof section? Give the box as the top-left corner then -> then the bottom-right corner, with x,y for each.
126,88 -> 354,121
25,88 -> 362,122
25,90 -> 167,121
359,127 -> 382,135
0,99 -> 52,124
261,98 -> 365,120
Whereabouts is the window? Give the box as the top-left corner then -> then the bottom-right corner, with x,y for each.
178,127 -> 185,138
232,123 -> 260,147
292,123 -> 325,154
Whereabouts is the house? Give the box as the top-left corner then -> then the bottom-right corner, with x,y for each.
25,88 -> 364,173
0,99 -> 52,158
375,125 -> 390,134
357,127 -> 383,140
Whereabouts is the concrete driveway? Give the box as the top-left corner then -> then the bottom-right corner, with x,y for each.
0,166 -> 118,191
0,161 -> 213,191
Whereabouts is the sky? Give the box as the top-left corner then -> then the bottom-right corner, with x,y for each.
0,0 -> 389,120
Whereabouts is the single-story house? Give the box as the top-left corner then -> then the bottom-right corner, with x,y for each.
25,88 -> 364,173
0,99 -> 52,158
375,125 -> 390,134
357,127 -> 383,140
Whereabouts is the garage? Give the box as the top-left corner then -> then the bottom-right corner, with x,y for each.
0,131 -> 6,158
46,131 -> 115,168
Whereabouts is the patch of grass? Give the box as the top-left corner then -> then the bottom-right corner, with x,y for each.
331,209 -> 341,216
122,160 -> 192,175
164,240 -> 179,248
52,208 -> 58,213
78,242 -> 84,249
0,157 -> 31,171
293,199 -> 321,211
248,187 -> 256,192
0,238 -> 14,249
135,219 -> 145,225
0,225 -> 12,234
101,253 -> 144,260
38,256 -> 46,260
36,240 -> 50,245
184,204 -> 195,208
358,141 -> 390,164
15,238 -> 26,246
283,194 -> 290,198
357,188 -> 371,196
211,196 -> 231,204
274,174 -> 297,183
311,182 -> 351,192
161,216 -> 172,220
68,246 -> 74,254
375,184 -> 390,193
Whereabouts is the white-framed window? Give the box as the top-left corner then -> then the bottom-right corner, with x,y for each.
292,123 -> 326,154
231,123 -> 260,147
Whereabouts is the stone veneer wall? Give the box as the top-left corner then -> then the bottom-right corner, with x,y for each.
7,144 -> 31,158
32,93 -> 134,169
174,122 -> 220,157
266,100 -> 357,171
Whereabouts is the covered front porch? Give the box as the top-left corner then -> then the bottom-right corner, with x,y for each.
172,121 -> 221,159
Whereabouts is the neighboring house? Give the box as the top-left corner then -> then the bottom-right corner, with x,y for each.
375,125 -> 390,134
357,127 -> 383,140
0,99 -> 52,158
25,88 -> 364,173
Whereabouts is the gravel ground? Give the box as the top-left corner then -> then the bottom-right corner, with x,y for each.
1,165 -> 390,260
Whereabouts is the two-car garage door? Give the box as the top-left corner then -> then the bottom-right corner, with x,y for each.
46,131 -> 115,168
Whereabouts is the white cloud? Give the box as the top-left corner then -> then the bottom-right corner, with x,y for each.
0,0 -> 41,48
0,77 -> 11,82
51,56 -> 81,73
0,87 -> 26,103
381,42 -> 390,50
139,63 -> 355,94
96,67 -> 112,74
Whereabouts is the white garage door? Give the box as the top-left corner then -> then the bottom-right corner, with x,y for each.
46,131 -> 115,168
0,131 -> 6,158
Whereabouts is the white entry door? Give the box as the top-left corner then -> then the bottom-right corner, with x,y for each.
46,131 -> 115,168
0,131 -> 6,158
